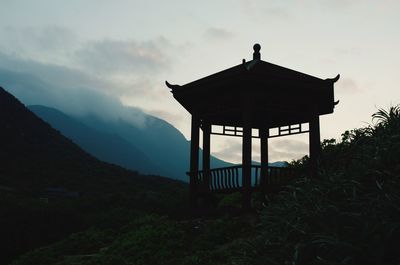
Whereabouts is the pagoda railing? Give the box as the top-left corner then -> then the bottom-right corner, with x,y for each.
188,165 -> 298,193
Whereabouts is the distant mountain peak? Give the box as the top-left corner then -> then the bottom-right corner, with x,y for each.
0,86 -> 149,191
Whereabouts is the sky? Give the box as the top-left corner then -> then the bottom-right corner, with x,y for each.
1,0 -> 399,163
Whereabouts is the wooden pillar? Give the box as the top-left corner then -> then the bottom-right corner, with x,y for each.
242,111 -> 252,209
202,121 -> 211,191
259,127 -> 268,191
190,115 -> 200,208
309,113 -> 321,178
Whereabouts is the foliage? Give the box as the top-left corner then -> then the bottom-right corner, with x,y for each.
246,104 -> 400,265
11,214 -> 255,265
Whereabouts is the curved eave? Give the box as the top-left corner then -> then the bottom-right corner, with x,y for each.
324,74 -> 340,83
165,80 -> 181,91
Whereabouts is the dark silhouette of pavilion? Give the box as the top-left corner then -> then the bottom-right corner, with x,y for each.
166,44 -> 339,209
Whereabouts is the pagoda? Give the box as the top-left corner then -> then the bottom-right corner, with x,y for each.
166,44 -> 339,208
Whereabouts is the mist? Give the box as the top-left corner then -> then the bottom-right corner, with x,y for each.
0,52 -> 149,128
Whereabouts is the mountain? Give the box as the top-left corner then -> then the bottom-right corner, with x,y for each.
31,105 -> 233,181
0,86 -> 92,190
0,86 -> 187,264
28,105 -> 160,175
78,113 -> 235,179
0,86 -> 181,191
267,161 -> 288,167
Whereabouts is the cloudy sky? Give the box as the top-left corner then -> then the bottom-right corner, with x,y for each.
1,0 -> 399,163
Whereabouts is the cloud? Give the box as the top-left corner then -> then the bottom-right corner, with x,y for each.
240,0 -> 291,20
336,77 -> 362,94
0,53 -> 148,128
271,139 -> 308,152
0,26 -> 78,61
74,37 -> 172,76
211,136 -> 309,163
318,0 -> 362,10
268,149 -> 305,162
203,27 -> 234,42
240,0 -> 370,22
0,30 -> 185,126
269,138 -> 308,161
212,140 -> 242,163
0,52 -> 107,89
333,47 -> 363,57
0,28 -> 186,134
263,6 -> 290,18
0,26 -> 174,78
145,109 -> 185,124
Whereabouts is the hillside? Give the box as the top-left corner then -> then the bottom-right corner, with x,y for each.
63,109 -> 234,180
0,86 -> 181,191
1,86 -> 95,190
0,86 -> 187,264
28,105 -> 160,175
29,105 -> 234,181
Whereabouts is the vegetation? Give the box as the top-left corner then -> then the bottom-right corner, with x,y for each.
4,104 -> 400,264
0,177 -> 187,265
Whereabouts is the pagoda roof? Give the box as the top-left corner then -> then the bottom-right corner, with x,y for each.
167,44 -> 339,129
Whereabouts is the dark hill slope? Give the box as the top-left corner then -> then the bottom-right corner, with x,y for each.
0,86 -> 183,192
28,105 -> 160,175
0,86 -> 187,264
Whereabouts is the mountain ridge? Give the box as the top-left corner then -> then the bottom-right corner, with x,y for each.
0,86 -> 183,191
30,105 -> 235,181
28,105 -> 160,175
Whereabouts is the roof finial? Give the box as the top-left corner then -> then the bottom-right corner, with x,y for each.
253,43 -> 261,60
